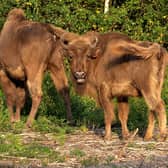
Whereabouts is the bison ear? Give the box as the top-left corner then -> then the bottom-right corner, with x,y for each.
60,32 -> 79,49
85,31 -> 99,48
61,38 -> 70,49
49,25 -> 68,38
90,36 -> 98,48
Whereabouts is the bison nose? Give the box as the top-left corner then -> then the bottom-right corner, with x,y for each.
74,71 -> 86,79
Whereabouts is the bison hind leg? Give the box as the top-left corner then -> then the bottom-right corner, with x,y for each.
143,93 -> 167,141
153,100 -> 167,141
25,80 -> 42,128
144,110 -> 156,141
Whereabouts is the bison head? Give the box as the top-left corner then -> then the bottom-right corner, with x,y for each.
61,32 -> 99,84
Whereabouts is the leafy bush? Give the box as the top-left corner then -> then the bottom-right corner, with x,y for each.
70,93 -> 104,128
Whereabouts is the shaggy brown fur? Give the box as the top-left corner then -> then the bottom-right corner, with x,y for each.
0,8 -> 72,127
61,31 -> 167,141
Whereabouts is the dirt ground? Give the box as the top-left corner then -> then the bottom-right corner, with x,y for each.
0,128 -> 168,168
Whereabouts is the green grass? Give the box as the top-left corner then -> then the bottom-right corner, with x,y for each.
105,155 -> 115,164
127,142 -> 141,148
144,143 -> 156,150
81,156 -> 99,167
11,143 -> 65,162
0,112 -> 74,165
70,148 -> 86,159
0,133 -> 65,164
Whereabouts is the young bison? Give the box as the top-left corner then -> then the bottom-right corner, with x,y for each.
0,8 -> 72,127
60,31 -> 167,141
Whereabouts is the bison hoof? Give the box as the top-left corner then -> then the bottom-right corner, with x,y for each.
14,115 -> 21,122
14,118 -> 21,123
122,133 -> 131,140
156,134 -> 167,142
67,114 -> 73,122
144,135 -> 153,141
104,135 -> 112,141
67,120 -> 75,126
25,121 -> 33,128
15,119 -> 21,123
10,116 -> 16,123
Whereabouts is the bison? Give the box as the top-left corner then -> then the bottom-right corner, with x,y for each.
60,31 -> 167,141
0,8 -> 72,127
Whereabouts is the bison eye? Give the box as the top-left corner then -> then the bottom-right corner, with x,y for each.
68,52 -> 74,59
63,40 -> 69,45
68,56 -> 72,62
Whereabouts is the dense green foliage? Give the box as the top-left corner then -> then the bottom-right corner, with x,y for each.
1,0 -> 167,44
0,0 -> 168,133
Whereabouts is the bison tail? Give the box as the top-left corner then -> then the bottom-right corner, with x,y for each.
160,47 -> 168,65
142,43 -> 166,60
141,43 -> 162,60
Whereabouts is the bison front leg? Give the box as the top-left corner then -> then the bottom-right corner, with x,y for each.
26,84 -> 42,128
25,69 -> 43,128
144,110 -> 155,141
49,64 -> 72,122
98,82 -> 116,140
117,97 -> 130,139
